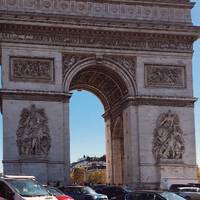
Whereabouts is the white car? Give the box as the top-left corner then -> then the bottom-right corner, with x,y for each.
0,175 -> 57,200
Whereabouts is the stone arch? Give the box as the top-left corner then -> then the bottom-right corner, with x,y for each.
63,55 -> 136,184
63,56 -> 137,106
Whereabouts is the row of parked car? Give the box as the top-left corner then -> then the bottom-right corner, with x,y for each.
58,184 -> 200,200
0,175 -> 200,200
58,185 -> 196,200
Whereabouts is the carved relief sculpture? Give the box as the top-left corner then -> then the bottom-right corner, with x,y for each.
1,24 -> 194,54
10,57 -> 54,83
145,64 -> 186,88
152,110 -> 185,161
16,105 -> 51,156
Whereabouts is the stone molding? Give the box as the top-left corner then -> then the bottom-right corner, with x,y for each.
103,95 -> 196,120
9,56 -> 55,83
0,23 -> 196,53
0,89 -> 71,104
0,0 -> 193,24
2,159 -> 65,164
122,96 -> 196,108
144,64 -> 186,88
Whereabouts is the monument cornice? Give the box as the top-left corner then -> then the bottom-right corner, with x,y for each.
0,0 -> 194,25
0,89 -> 72,105
0,0 -> 193,8
1,16 -> 199,36
122,95 -> 197,108
102,95 -> 196,120
0,23 -> 198,53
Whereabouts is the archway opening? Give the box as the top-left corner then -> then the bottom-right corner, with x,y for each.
69,90 -> 105,184
69,65 -> 130,185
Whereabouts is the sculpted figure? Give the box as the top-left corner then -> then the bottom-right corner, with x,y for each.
16,105 -> 51,156
152,110 -> 185,161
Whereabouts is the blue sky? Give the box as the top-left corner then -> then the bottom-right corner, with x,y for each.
0,1 -> 200,171
192,0 -> 200,165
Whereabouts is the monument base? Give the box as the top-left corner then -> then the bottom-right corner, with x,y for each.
158,162 -> 198,190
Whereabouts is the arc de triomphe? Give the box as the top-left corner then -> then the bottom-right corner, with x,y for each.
0,0 -> 199,189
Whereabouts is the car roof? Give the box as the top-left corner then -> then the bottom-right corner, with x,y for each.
178,187 -> 200,189
0,175 -> 35,180
128,190 -> 169,194
63,185 -> 85,188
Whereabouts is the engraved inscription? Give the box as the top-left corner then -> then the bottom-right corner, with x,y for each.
10,57 -> 54,83
145,64 -> 186,88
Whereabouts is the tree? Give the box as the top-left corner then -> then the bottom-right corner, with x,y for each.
197,167 -> 200,182
87,170 -> 106,184
72,167 -> 85,185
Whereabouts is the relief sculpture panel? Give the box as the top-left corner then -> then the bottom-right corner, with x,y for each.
10,57 -> 54,83
145,64 -> 186,88
16,105 -> 51,157
152,110 -> 185,162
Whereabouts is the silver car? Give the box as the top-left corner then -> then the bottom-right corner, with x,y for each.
176,187 -> 200,200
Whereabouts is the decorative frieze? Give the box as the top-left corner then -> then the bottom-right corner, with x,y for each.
63,54 -> 92,77
106,55 -> 136,81
145,64 -> 186,88
0,24 -> 194,53
16,104 -> 51,156
63,53 -> 136,81
152,110 -> 185,162
0,0 -> 192,24
10,57 -> 54,83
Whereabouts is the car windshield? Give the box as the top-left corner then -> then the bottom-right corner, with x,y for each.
82,187 -> 97,195
123,186 -> 134,192
7,179 -> 50,197
160,191 -> 186,200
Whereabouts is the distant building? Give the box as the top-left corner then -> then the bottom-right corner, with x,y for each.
71,155 -> 106,172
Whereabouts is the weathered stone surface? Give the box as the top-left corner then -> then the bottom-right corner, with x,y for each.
0,0 -> 193,24
0,0 -> 199,189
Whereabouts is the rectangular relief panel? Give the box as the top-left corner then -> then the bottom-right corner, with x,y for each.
144,64 -> 186,88
10,57 -> 55,83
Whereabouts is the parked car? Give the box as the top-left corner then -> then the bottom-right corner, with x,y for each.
91,185 -> 108,193
0,175 -> 57,200
169,184 -> 188,192
125,191 -> 186,200
96,185 -> 134,200
188,183 -> 200,188
46,186 -> 74,200
175,187 -> 200,200
59,185 -> 108,200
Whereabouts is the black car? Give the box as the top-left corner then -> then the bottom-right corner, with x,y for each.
95,185 -> 134,200
125,191 -> 186,200
59,185 -> 108,200
169,184 -> 188,192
